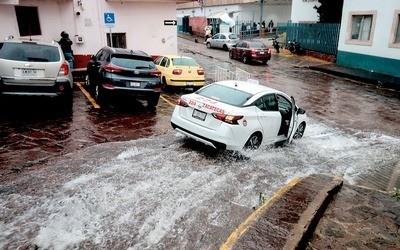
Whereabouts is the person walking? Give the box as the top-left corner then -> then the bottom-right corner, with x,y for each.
59,31 -> 74,69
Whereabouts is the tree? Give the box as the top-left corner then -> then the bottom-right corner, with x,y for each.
314,0 -> 344,23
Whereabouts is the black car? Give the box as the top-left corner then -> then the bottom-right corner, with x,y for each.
86,47 -> 161,107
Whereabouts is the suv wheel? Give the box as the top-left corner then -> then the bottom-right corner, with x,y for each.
147,93 -> 160,108
95,84 -> 106,106
223,44 -> 228,51
85,74 -> 90,87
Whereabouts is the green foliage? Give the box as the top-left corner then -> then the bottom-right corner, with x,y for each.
392,188 -> 400,201
314,0 -> 344,23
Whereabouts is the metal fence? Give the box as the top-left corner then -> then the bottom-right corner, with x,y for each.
277,23 -> 341,55
212,66 -> 252,82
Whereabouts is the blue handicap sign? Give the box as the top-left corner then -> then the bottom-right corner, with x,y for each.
104,12 -> 115,26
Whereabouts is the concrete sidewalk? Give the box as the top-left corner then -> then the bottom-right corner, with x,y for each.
220,175 -> 400,250
309,63 -> 400,90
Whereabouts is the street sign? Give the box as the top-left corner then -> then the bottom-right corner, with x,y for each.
164,20 -> 177,26
104,12 -> 115,27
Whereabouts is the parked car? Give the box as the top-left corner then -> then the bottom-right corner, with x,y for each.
229,40 -> 272,64
155,55 -> 205,91
206,33 -> 239,51
0,39 -> 73,104
86,47 -> 161,107
171,80 -> 307,150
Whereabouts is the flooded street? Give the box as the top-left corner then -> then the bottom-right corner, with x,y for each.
1,38 -> 400,249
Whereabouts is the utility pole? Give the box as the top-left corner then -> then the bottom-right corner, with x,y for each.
260,0 -> 264,26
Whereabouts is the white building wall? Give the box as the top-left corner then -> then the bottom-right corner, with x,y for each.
290,0 -> 319,23
0,0 -> 178,56
337,0 -> 400,60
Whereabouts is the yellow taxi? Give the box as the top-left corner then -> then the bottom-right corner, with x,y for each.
154,55 -> 205,90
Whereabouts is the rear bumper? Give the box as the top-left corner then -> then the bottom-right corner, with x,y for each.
0,79 -> 72,97
167,78 -> 205,87
250,54 -> 271,62
170,107 -> 245,150
102,85 -> 160,98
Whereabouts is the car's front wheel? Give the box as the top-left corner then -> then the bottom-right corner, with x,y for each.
244,132 -> 262,149
206,42 -> 211,49
293,122 -> 306,139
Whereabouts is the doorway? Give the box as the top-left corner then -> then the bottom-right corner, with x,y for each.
106,33 -> 126,48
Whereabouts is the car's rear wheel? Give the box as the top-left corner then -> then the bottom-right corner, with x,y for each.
263,60 -> 268,65
293,122 -> 306,140
242,56 -> 249,64
244,132 -> 262,149
223,44 -> 228,51
206,42 -> 211,49
95,84 -> 106,107
161,76 -> 169,92
147,93 -> 160,108
85,74 -> 90,87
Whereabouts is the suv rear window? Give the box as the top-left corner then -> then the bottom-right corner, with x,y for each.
229,34 -> 238,39
0,42 -> 60,62
197,84 -> 252,106
249,42 -> 266,49
111,55 -> 155,69
171,58 -> 198,66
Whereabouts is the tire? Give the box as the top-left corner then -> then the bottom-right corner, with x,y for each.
58,92 -> 73,111
95,84 -> 106,107
206,42 -> 211,49
229,51 -> 233,59
85,74 -> 90,87
293,122 -> 306,140
147,93 -> 160,108
242,56 -> 249,64
161,76 -> 169,92
223,44 -> 228,51
263,60 -> 268,65
244,132 -> 262,150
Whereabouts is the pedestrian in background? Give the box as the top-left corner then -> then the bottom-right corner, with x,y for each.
59,31 -> 74,69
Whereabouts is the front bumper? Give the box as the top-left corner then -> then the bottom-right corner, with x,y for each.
0,79 -> 72,97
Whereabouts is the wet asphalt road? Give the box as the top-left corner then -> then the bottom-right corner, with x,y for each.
0,38 -> 400,249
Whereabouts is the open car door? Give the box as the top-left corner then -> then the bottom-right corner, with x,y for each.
287,96 -> 298,143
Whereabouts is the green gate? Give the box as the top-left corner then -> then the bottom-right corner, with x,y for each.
277,23 -> 341,55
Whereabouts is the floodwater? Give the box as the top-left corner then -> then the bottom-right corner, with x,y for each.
0,38 -> 399,249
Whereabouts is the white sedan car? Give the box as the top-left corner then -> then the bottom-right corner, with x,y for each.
171,80 -> 307,150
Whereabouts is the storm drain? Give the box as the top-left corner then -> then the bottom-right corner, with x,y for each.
355,160 -> 400,192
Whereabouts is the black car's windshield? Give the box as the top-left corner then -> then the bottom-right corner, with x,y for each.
111,55 -> 155,69
172,57 -> 198,66
249,42 -> 266,49
197,84 -> 252,106
0,42 -> 60,62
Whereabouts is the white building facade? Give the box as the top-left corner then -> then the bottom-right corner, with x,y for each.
0,0 -> 190,69
337,0 -> 400,78
177,0 -> 319,25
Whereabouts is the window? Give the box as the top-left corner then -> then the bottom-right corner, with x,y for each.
255,94 -> 278,112
0,42 -> 59,62
160,57 -> 168,67
197,84 -> 252,107
220,34 -> 226,39
229,34 -> 238,39
277,95 -> 292,112
154,57 -> 163,65
95,50 -> 104,61
15,6 -> 41,36
346,11 -> 376,46
171,58 -> 198,66
111,55 -> 155,69
106,33 -> 126,48
212,34 -> 220,39
389,11 -> 400,48
249,42 -> 266,49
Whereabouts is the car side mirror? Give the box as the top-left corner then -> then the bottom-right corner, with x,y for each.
297,107 -> 306,114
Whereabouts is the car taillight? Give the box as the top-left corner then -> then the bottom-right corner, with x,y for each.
212,113 -> 243,125
103,64 -> 123,73
172,69 -> 182,75
177,97 -> 189,107
150,69 -> 161,77
251,49 -> 257,54
197,69 -> 204,75
58,62 -> 69,76
268,49 -> 272,54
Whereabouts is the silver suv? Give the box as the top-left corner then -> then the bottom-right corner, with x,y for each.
0,39 -> 73,103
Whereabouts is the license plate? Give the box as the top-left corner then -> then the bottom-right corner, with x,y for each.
192,109 -> 206,121
130,82 -> 141,87
186,82 -> 193,86
14,68 -> 44,77
259,51 -> 265,54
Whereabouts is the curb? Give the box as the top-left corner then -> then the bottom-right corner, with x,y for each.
220,175 -> 343,250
